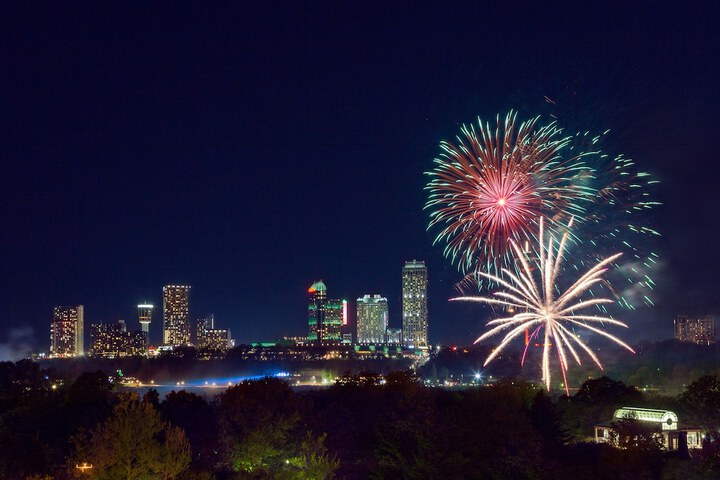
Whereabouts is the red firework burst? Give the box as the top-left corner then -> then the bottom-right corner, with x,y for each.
426,111 -> 592,275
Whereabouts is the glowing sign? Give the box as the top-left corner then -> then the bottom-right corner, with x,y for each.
342,299 -> 348,325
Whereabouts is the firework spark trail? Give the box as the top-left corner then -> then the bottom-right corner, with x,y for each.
451,218 -> 635,394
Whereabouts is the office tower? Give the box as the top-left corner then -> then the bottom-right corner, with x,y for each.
402,260 -> 428,348
323,299 -> 343,345
91,320 -> 147,357
356,294 -> 388,344
138,303 -> 153,335
163,285 -> 191,345
50,305 -> 84,356
674,315 -> 716,345
307,280 -> 327,343
91,321 -> 125,357
307,280 -> 343,345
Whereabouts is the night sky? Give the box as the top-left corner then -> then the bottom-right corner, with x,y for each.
1,2 -> 719,357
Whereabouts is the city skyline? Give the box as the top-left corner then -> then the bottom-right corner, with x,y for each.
1,3 -> 719,355
31,247 -> 720,357
43,264 -> 432,352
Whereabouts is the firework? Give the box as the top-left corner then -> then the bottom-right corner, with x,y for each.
425,111 -> 593,277
452,218 -> 635,394
574,145 -> 662,309
426,112 -> 660,307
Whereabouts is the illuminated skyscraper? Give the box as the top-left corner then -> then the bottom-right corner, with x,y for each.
307,280 -> 344,345
307,280 -> 327,343
402,260 -> 428,348
674,315 -> 716,345
323,299 -> 343,345
138,303 -> 153,336
163,285 -> 191,345
50,305 -> 84,356
357,294 -> 388,344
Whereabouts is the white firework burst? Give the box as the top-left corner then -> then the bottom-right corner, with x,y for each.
452,218 -> 635,393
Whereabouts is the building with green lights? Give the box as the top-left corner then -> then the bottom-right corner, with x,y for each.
307,280 -> 327,343
386,327 -> 402,345
357,294 -> 388,344
307,280 -> 344,345
323,299 -> 343,345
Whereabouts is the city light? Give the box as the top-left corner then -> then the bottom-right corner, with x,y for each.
75,463 -> 93,473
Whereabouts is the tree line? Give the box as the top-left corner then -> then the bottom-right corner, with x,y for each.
1,360 -> 719,479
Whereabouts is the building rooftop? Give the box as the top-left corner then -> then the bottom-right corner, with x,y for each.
308,280 -> 327,293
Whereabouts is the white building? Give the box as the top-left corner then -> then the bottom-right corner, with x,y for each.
594,407 -> 703,451
356,295 -> 388,344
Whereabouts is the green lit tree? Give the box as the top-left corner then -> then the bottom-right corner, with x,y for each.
285,432 -> 340,480
220,378 -> 339,479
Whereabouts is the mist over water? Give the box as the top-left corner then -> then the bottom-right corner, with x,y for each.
0,327 -> 35,361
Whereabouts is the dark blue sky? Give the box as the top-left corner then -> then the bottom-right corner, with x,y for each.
1,2 -> 719,355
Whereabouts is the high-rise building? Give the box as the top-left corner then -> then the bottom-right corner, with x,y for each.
323,299 -> 344,345
402,260 -> 428,348
307,280 -> 344,345
307,280 -> 327,343
138,303 -> 153,336
50,305 -> 84,356
357,294 -> 388,344
163,285 -> 191,345
90,320 -> 147,357
674,315 -> 716,345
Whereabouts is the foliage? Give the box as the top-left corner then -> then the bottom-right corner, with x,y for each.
7,361 -> 720,479
218,377 -> 337,478
160,390 -> 217,470
70,392 -> 190,479
574,376 -> 642,405
609,415 -> 663,452
679,375 -> 720,430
